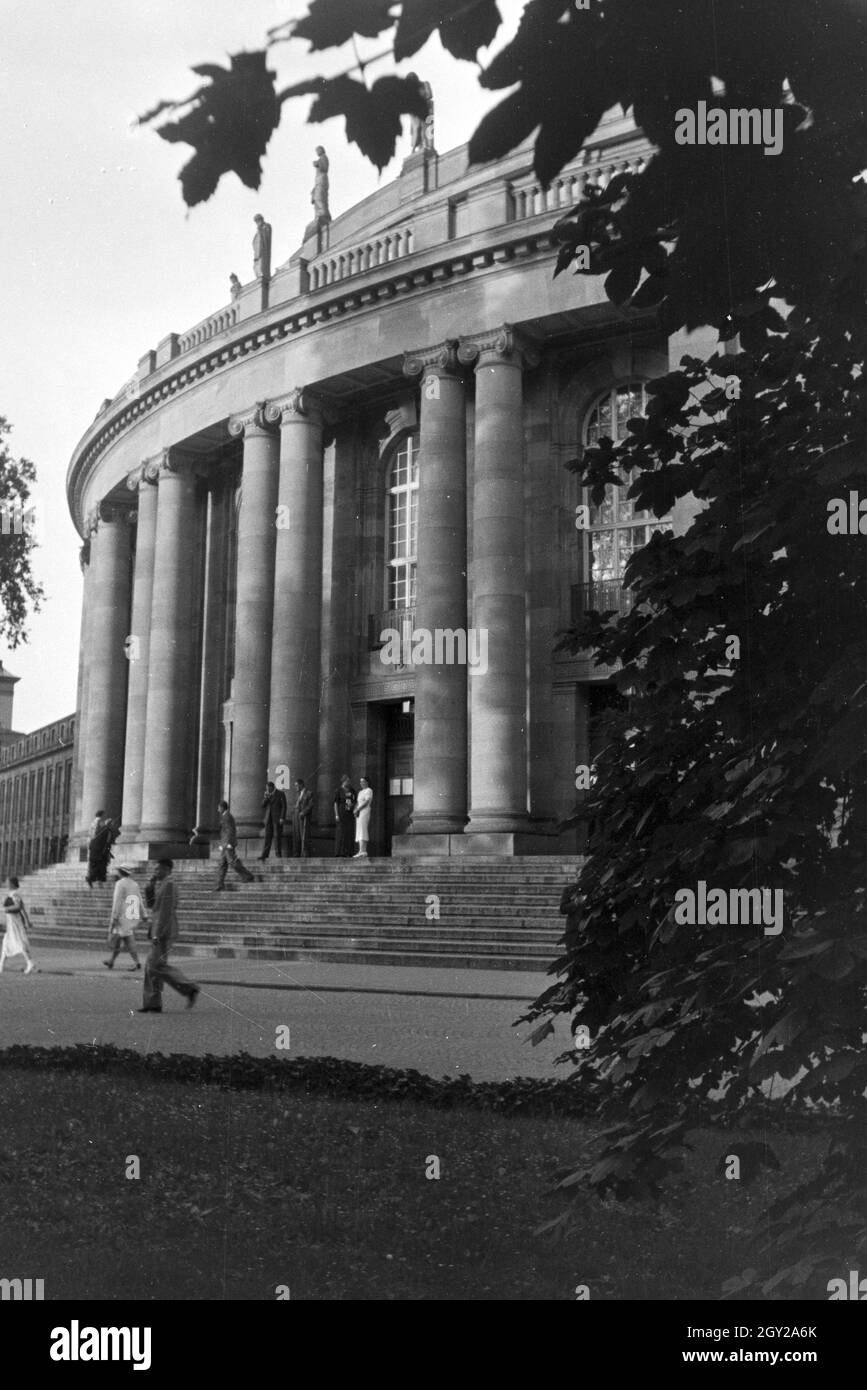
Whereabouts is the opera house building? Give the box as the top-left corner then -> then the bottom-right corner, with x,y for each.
65,109 -> 709,862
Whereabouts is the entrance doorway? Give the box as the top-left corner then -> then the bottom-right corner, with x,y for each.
384,701 -> 414,853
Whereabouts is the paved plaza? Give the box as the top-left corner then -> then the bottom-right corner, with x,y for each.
0,951 -> 575,1082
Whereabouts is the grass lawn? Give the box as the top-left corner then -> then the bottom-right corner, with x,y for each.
0,1067 -> 831,1300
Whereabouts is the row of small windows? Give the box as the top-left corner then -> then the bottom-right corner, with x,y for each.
0,759 -> 72,828
0,834 -> 69,877
382,383 -> 673,607
0,721 -> 73,767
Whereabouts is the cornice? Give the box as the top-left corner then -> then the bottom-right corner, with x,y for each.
66,226 -> 564,532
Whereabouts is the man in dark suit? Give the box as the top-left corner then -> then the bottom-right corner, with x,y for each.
138,859 -> 200,1013
260,781 -> 287,860
333,775 -> 356,858
292,778 -> 314,857
214,800 -> 255,890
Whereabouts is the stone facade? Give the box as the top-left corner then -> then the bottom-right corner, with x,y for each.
66,113 -> 713,860
0,665 -> 75,877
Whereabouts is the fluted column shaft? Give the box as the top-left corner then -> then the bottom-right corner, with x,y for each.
264,390 -> 326,792
194,481 -> 231,836
79,504 -> 132,828
120,463 -> 159,837
70,539 -> 94,845
228,405 -> 279,835
459,326 -> 534,831
138,455 -> 199,840
403,343 -> 468,833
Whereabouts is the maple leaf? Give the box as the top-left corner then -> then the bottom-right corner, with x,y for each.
395,0 -> 502,63
146,51 -> 280,207
308,74 -> 429,171
292,0 -> 396,51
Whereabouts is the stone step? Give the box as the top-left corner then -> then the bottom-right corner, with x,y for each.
30,921 -> 560,945
33,939 -> 552,973
18,856 -> 577,972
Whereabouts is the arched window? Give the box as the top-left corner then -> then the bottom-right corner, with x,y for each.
387,434 -> 419,610
583,383 -> 672,585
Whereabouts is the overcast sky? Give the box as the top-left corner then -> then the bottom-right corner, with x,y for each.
0,0 -> 524,733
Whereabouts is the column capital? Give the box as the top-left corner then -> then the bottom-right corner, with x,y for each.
228,403 -> 272,439
127,455 -> 164,490
84,498 -> 134,536
403,340 -> 460,378
265,388 -> 335,428
457,323 -> 540,370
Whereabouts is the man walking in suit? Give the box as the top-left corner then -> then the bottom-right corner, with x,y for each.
292,778 -> 314,857
215,800 -> 255,890
259,781 -> 287,860
138,859 -> 200,1013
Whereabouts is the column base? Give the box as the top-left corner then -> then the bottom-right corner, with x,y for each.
391,830 -> 565,856
119,838 -> 210,861
407,815 -> 468,835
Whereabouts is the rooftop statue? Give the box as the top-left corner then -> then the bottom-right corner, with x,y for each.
252,214 -> 272,280
311,146 -> 331,226
407,74 -> 434,153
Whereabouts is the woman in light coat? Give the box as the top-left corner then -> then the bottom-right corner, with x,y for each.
1,877 -> 37,974
353,777 -> 373,859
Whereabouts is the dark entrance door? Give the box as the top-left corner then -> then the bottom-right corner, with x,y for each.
384,701 -> 414,853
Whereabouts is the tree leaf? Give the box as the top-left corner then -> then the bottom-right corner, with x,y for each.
293,0 -> 396,51
308,74 -> 429,171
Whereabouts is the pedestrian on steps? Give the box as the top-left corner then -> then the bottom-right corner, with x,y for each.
292,778 -> 314,857
333,774 -> 356,858
103,865 -> 143,971
259,781 -> 287,860
86,814 -> 118,888
353,777 -> 373,859
215,800 -> 255,890
1,877 -> 37,974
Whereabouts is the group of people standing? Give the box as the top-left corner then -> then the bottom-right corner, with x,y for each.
81,771 -> 375,907
259,779 -> 314,859
333,774 -> 373,859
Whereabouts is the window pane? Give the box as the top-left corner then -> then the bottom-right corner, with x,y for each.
590,530 -> 617,582
590,485 -> 615,527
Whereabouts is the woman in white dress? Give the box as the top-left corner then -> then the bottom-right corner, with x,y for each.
353,777 -> 373,859
1,877 -> 37,974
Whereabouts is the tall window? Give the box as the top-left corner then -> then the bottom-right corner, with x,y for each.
387,434 -> 419,609
583,383 -> 671,583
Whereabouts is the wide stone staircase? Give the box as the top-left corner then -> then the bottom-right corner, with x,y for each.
17,856 -> 583,972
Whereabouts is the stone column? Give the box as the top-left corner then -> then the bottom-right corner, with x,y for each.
79,501 -> 133,831
264,389 -> 328,797
227,404 -> 279,838
317,427 -> 358,824
119,460 -> 159,839
70,536 -> 93,846
402,341 -> 468,836
458,325 -> 537,837
138,452 -> 200,844
193,478 -> 231,838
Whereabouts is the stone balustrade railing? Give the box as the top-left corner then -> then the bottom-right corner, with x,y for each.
71,120 -> 657,500
511,152 -> 648,222
308,225 -> 415,291
177,304 -> 239,353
